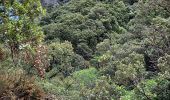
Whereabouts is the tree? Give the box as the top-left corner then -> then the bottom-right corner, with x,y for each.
0,0 -> 47,77
128,0 -> 170,72
41,0 -> 131,60
47,41 -> 88,77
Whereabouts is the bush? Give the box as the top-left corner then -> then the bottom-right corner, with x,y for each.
134,76 -> 170,100
37,76 -> 80,100
0,47 -> 4,61
158,53 -> 170,77
47,41 -> 88,77
80,76 -> 128,100
0,69 -> 45,99
73,67 -> 98,85
114,52 -> 145,87
41,0 -> 130,58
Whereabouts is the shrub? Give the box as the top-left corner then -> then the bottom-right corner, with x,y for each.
0,69 -> 45,99
80,76 -> 128,100
134,76 -> 170,100
0,47 -> 4,61
48,41 -> 88,77
114,52 -> 145,88
157,53 -> 170,77
73,67 -> 98,85
37,76 -> 80,100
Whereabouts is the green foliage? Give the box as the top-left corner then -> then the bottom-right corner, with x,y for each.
48,41 -> 88,77
48,41 -> 75,77
0,0 -> 45,46
158,54 -> 170,77
134,76 -> 170,100
41,0 -> 131,59
0,0 -> 46,74
80,76 -> 128,100
114,52 -> 145,87
40,0 -> 170,99
1,0 -> 170,99
154,77 -> 170,100
135,79 -> 157,100
37,76 -> 80,100
128,0 -> 170,72
73,67 -> 98,85
120,90 -> 136,100
92,31 -> 145,87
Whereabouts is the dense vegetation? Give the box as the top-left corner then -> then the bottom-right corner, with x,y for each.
0,0 -> 170,99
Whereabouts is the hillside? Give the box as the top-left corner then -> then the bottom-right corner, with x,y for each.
0,0 -> 170,99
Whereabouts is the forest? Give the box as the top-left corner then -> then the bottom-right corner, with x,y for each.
0,0 -> 170,99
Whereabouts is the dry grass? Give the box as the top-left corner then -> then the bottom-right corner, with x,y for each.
0,69 -> 46,100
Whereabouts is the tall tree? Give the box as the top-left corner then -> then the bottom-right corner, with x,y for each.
0,0 -> 47,77
0,0 -> 44,61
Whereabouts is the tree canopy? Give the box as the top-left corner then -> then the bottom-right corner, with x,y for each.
0,0 -> 170,99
